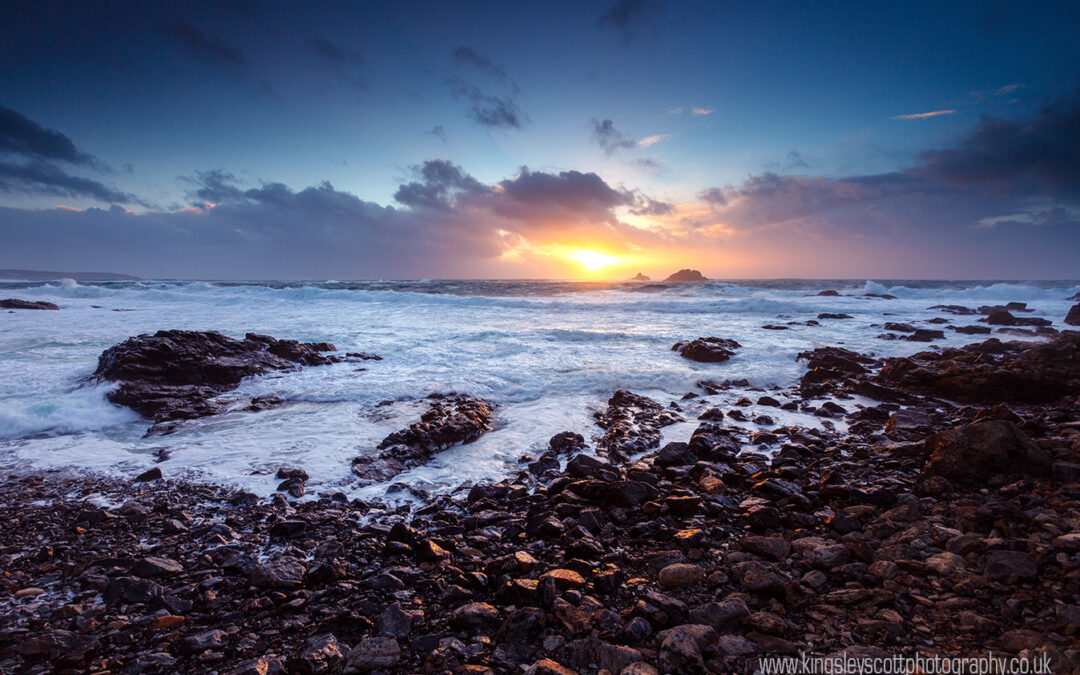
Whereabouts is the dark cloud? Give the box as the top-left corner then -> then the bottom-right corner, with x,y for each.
393,159 -> 487,210
632,157 -> 665,175
699,95 -> 1080,235
591,119 -> 636,155
447,77 -> 529,130
429,126 -> 447,142
698,187 -> 728,206
0,105 -> 93,165
0,160 -> 142,204
161,22 -> 245,65
913,93 -> 1080,198
306,37 -> 364,65
183,169 -> 245,205
452,46 -> 507,80
597,0 -> 659,42
631,198 -> 673,216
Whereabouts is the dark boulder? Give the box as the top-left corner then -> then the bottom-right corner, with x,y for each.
1067,303 -> 1080,326
672,337 -> 741,363
922,420 -> 1051,483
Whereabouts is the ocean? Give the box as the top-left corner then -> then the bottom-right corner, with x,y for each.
1,278 -> 1076,503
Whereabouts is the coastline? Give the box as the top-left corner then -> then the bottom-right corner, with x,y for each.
2,333 -> 1078,673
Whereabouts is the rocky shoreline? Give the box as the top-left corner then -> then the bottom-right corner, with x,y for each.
2,331 -> 1080,674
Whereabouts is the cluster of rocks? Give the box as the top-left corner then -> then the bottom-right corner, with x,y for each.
353,396 -> 495,483
91,330 -> 378,433
672,338 -> 741,363
2,332 -> 1079,673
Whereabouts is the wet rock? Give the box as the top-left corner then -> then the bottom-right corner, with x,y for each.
922,420 -> 1051,483
132,556 -> 183,578
818,313 -> 853,320
595,390 -> 681,460
658,624 -> 715,672
524,659 -> 577,675
251,556 -> 306,589
1,298 -> 60,310
93,330 -> 343,424
14,630 -> 97,664
688,598 -> 750,629
1066,303 -> 1080,325
134,467 -> 162,482
290,634 -> 347,674
450,602 -> 499,630
181,629 -> 227,654
739,535 -> 791,561
353,395 -> 494,482
672,337 -> 742,363
987,310 -> 1016,325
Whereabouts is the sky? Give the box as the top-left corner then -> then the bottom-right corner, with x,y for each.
1,0 -> 1079,280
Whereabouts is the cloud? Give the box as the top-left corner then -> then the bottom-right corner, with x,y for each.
637,134 -> 670,148
914,93 -> 1080,197
891,109 -> 956,120
429,126 -> 447,142
305,37 -> 365,65
598,0 -> 660,42
631,198 -> 673,216
996,84 -> 1022,96
452,47 -> 507,80
0,105 -> 93,165
591,119 -> 636,155
665,107 -> 684,116
447,78 -> 529,130
161,22 -> 245,66
691,107 -> 714,116
785,150 -> 808,169
0,160 -> 142,204
393,159 -> 487,210
0,160 -> 661,278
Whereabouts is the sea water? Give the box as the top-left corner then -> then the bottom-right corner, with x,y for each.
0,278 -> 1076,502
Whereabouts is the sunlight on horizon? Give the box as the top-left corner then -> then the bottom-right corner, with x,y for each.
571,249 -> 617,271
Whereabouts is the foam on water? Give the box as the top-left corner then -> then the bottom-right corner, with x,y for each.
1,278 -> 1076,501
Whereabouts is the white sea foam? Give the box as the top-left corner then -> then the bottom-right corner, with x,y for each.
0,279 -> 1075,501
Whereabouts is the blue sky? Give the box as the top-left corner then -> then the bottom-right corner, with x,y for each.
1,0 -> 1078,278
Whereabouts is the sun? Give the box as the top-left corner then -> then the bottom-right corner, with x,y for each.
572,249 -> 617,271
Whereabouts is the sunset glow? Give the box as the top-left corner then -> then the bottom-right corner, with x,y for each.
571,249 -> 617,271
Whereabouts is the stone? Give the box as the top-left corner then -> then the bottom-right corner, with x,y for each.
739,535 -> 791,561
342,637 -> 399,673
658,624 -> 715,672
672,337 -> 741,363
290,634 -> 347,675
688,598 -> 750,629
181,629 -> 226,654
132,556 -> 183,578
251,556 -> 306,589
1066,303 -> 1080,326
658,563 -> 704,587
134,467 -> 162,482
450,602 -> 499,630
539,568 -> 586,590
922,420 -> 1051,483
524,659 -> 577,675
983,550 -> 1037,582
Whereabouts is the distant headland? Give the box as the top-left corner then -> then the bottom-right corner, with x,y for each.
0,269 -> 140,281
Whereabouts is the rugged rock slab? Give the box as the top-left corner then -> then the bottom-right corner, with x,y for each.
672,337 -> 741,363
93,330 -> 351,426
1,298 -> 60,310
352,395 -> 494,482
594,390 -> 682,461
1066,303 -> 1080,326
876,333 -> 1080,403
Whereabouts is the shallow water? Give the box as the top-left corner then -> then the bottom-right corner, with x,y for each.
1,278 -> 1076,501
